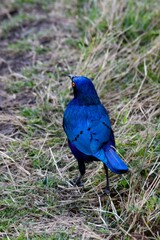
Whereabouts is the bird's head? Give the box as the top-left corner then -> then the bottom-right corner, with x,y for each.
68,75 -> 100,105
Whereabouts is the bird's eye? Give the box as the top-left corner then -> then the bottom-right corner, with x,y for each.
72,81 -> 76,87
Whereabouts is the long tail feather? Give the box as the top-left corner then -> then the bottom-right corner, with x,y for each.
93,147 -> 128,174
104,147 -> 128,174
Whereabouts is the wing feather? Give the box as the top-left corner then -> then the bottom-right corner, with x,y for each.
63,103 -> 111,155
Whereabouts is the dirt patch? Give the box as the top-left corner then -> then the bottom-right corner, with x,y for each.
0,51 -> 33,75
0,2 -> 18,21
0,123 -> 16,135
0,79 -> 35,137
0,14 -> 78,75
0,19 -> 52,75
0,81 -> 36,109
0,113 -> 26,141
1,18 -> 52,42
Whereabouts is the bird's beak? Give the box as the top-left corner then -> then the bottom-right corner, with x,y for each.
68,74 -> 74,80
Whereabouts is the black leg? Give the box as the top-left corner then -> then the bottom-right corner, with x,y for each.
103,164 -> 110,195
73,160 -> 85,187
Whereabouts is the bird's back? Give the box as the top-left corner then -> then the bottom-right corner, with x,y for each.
63,100 -> 112,156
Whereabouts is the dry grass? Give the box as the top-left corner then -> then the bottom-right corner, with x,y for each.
0,0 -> 160,239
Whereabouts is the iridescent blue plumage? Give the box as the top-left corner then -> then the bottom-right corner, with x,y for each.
63,75 -> 128,194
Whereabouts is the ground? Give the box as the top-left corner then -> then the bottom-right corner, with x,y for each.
0,0 -> 160,239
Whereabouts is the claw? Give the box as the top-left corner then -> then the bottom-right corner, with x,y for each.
104,187 -> 110,196
73,176 -> 84,187
76,180 -> 84,187
70,175 -> 84,187
98,187 -> 110,197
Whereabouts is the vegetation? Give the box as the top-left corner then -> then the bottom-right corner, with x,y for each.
0,0 -> 159,239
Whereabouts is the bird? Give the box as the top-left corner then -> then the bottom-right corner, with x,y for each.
63,75 -> 128,194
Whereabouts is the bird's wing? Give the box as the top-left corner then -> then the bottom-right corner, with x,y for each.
63,104 -> 111,155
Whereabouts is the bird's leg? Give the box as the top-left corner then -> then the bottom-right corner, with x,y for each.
73,160 -> 85,187
103,164 -> 110,195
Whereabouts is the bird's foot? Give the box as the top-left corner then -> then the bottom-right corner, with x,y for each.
70,177 -> 84,187
76,180 -> 84,187
99,187 -> 110,197
104,188 -> 110,196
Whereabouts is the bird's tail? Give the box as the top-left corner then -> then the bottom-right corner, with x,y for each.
104,146 -> 128,174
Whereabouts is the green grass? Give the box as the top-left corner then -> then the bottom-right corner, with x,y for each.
8,38 -> 49,55
14,0 -> 56,10
6,80 -> 35,93
8,39 -> 32,52
0,12 -> 35,36
0,0 -> 159,239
